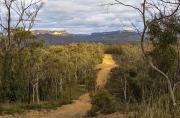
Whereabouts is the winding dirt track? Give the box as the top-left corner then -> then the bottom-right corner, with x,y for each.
96,54 -> 119,89
0,54 -> 118,118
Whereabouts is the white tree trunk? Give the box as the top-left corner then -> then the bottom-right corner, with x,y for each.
32,85 -> 35,103
36,82 -> 40,104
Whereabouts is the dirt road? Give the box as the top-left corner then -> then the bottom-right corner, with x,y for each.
96,54 -> 119,88
0,54 -> 118,118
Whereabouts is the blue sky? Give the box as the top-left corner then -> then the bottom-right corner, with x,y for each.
35,0 -> 142,34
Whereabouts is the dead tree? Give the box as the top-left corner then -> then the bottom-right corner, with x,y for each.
0,0 -> 44,102
0,0 -> 44,44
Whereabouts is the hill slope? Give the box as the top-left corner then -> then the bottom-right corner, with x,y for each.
36,30 -> 140,45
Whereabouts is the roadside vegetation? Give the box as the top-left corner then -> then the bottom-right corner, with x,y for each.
88,0 -> 180,117
89,43 -> 180,118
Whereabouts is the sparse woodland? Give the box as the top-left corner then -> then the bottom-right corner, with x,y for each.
0,0 -> 180,118
0,42 -> 104,103
0,0 -> 104,113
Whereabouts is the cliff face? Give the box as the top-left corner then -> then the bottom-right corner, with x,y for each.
51,31 -> 69,36
32,30 -> 70,36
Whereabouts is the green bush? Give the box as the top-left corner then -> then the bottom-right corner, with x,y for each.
105,45 -> 123,55
89,90 -> 116,116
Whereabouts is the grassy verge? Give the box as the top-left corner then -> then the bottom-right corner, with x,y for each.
0,101 -> 62,115
0,84 -> 87,115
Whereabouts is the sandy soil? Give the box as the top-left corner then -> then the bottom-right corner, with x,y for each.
0,93 -> 91,118
0,54 -> 118,118
96,54 -> 119,88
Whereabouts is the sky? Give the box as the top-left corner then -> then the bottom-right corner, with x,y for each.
34,0 -> 142,34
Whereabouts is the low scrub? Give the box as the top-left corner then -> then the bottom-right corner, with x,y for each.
0,101 -> 64,115
105,44 -> 123,55
88,90 -> 117,116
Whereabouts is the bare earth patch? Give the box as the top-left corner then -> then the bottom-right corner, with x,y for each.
96,54 -> 119,88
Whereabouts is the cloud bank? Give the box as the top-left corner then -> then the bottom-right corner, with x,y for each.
35,0 -> 142,34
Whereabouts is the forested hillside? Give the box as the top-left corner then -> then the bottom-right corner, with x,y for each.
36,30 -> 140,45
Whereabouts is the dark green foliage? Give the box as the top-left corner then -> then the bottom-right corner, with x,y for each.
147,16 -> 179,46
1,51 -> 16,102
151,46 -> 176,72
146,15 -> 180,104
89,90 -> 116,116
147,15 -> 179,74
106,68 -> 142,103
105,44 -> 123,55
86,76 -> 96,92
128,77 -> 142,102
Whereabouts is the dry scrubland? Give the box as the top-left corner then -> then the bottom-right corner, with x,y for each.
0,42 -> 180,118
102,44 -> 180,118
0,43 -> 179,118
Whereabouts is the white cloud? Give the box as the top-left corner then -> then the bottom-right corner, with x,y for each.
35,0 -> 142,33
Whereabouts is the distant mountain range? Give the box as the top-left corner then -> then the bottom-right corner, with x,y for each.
34,30 -> 140,45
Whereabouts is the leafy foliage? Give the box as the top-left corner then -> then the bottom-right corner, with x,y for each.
89,90 -> 116,116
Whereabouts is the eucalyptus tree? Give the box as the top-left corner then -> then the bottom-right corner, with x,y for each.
0,0 -> 44,102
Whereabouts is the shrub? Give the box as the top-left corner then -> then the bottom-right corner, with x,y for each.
105,45 -> 123,55
89,90 -> 116,116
